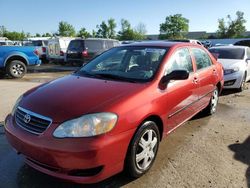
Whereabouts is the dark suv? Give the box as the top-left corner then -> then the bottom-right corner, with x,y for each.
66,38 -> 120,66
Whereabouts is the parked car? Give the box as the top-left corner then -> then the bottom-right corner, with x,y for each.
0,40 -> 14,46
167,39 -> 203,46
201,40 -> 212,48
5,42 -> 223,183
66,38 -> 120,66
0,46 -> 41,78
209,46 -> 250,91
24,39 -> 49,64
48,37 -> 74,64
234,39 -> 250,48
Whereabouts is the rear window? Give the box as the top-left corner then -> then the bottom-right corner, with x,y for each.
234,40 -> 250,47
85,40 -> 104,51
209,48 -> 245,60
31,40 -> 43,46
68,40 -> 84,51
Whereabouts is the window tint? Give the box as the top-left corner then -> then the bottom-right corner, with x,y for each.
31,40 -> 43,46
68,40 -> 84,51
85,40 -> 104,51
234,40 -> 250,47
191,48 -> 212,70
209,48 -> 245,60
165,48 -> 193,74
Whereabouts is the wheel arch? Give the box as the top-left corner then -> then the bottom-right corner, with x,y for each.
4,55 -> 28,67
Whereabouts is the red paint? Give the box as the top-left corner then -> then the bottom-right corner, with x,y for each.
5,42 -> 224,184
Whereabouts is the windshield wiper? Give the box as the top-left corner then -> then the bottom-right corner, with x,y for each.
93,73 -> 137,83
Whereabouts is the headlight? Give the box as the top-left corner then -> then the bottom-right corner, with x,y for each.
224,67 -> 239,75
53,113 -> 118,138
11,95 -> 23,116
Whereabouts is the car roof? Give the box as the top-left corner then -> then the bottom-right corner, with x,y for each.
123,41 -> 199,48
210,45 -> 248,49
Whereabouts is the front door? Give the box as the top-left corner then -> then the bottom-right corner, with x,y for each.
162,48 -> 199,133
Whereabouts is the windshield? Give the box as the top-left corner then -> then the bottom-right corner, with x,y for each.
209,48 -> 245,60
75,46 -> 168,82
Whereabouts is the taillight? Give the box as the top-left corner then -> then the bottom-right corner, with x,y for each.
82,50 -> 88,57
60,51 -> 64,56
34,49 -> 39,56
42,47 -> 46,53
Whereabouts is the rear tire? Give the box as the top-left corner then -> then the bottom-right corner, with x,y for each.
125,121 -> 160,178
6,60 -> 27,78
203,87 -> 219,116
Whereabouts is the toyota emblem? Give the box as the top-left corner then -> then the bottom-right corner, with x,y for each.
23,114 -> 31,124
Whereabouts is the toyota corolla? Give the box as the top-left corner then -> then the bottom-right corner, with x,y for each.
5,42 -> 224,184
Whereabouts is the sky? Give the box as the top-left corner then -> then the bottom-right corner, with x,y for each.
0,0 -> 250,35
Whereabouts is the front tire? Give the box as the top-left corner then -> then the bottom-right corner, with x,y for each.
6,60 -> 27,78
237,73 -> 246,92
125,121 -> 160,178
204,87 -> 219,115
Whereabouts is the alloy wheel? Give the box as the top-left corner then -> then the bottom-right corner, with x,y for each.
135,129 -> 158,170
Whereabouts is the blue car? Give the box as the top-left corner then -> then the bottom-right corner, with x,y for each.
0,46 -> 41,78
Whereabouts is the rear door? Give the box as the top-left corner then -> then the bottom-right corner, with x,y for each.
163,48 -> 199,132
67,40 -> 84,60
190,47 -> 217,109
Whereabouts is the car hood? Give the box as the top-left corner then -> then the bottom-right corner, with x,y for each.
20,75 -> 146,123
218,59 -> 245,69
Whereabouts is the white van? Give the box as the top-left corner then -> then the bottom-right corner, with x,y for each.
48,37 -> 74,64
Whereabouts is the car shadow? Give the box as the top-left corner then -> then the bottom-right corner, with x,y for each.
229,136 -> 250,187
17,164 -> 136,188
220,89 -> 241,96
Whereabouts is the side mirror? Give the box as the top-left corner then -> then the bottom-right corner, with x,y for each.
246,58 -> 250,64
159,70 -> 189,90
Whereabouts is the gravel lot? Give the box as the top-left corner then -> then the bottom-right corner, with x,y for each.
0,65 -> 249,188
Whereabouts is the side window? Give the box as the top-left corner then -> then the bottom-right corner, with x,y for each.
191,48 -> 212,70
165,48 -> 193,75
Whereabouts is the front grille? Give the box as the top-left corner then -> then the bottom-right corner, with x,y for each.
15,107 -> 52,135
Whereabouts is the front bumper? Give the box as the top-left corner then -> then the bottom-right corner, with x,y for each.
4,114 -> 135,184
223,72 -> 244,89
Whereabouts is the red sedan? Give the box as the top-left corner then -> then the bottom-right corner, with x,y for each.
5,42 -> 224,184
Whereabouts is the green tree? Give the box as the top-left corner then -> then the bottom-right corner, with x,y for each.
0,26 -> 7,37
107,18 -> 116,38
96,21 -> 109,38
96,18 -> 117,38
58,21 -> 76,37
118,19 -> 147,40
77,27 -> 91,38
42,33 -> 52,37
118,19 -> 135,40
134,22 -> 147,40
35,33 -> 41,37
159,14 -> 189,39
4,31 -> 26,40
217,11 -> 246,38
92,30 -> 97,38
